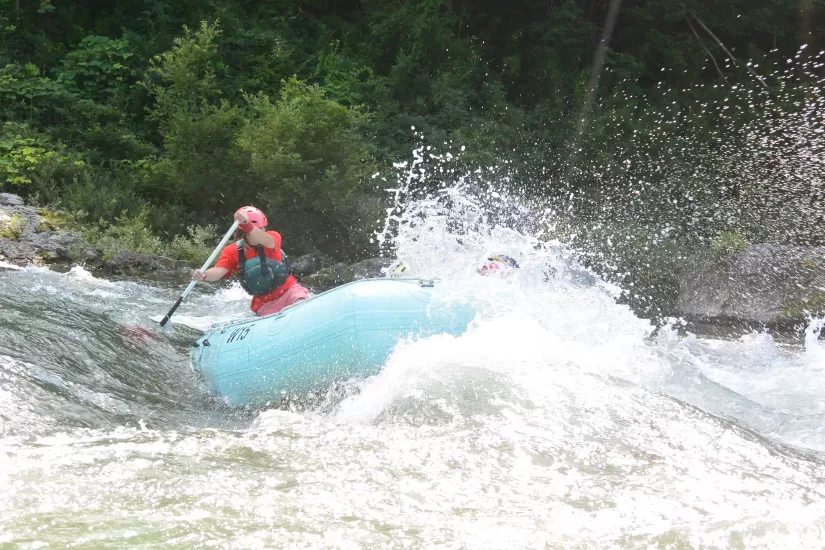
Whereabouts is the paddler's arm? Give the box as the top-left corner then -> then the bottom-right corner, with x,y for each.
243,226 -> 275,248
235,210 -> 275,248
192,266 -> 228,282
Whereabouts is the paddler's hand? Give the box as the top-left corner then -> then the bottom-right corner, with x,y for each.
192,269 -> 207,281
234,210 -> 250,225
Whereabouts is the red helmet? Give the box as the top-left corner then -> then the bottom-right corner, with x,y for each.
236,206 -> 268,228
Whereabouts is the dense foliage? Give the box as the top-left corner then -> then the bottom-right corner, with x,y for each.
0,0 -> 821,313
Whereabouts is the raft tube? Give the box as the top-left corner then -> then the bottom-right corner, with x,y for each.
190,278 -> 476,406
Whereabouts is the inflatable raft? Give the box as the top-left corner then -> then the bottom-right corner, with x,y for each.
190,278 -> 476,406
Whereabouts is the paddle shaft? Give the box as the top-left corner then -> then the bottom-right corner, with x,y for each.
159,220 -> 240,327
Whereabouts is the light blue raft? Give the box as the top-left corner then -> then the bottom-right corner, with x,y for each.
190,278 -> 476,406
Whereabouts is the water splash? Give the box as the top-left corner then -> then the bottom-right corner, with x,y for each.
538,46 -> 825,316
367,142 -> 824,455
803,317 -> 825,367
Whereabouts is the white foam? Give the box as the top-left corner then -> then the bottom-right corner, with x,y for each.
66,265 -> 115,285
363,163 -> 825,451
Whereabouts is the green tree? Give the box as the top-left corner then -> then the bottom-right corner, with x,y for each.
57,35 -> 133,103
139,20 -> 245,230
237,79 -> 376,256
0,121 -> 83,187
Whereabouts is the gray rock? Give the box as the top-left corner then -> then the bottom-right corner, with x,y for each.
103,250 -> 193,278
0,238 -> 37,263
0,194 -> 99,266
678,244 -> 825,326
77,246 -> 102,263
27,230 -> 83,261
0,193 -> 24,206
350,257 -> 393,279
303,257 -> 393,290
289,250 -> 336,277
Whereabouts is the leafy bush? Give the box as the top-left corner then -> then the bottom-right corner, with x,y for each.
46,166 -> 148,224
0,63 -> 70,124
140,100 -> 245,223
710,230 -> 748,260
0,1 -> 817,275
37,208 -> 78,232
82,212 -> 221,265
57,35 -> 133,102
139,20 -> 247,232
0,122 -> 84,187
166,224 -> 219,264
85,210 -> 163,261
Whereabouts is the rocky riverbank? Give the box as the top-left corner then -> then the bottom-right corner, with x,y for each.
0,193 -> 392,287
677,244 -> 825,329
5,193 -> 824,329
0,193 -> 99,266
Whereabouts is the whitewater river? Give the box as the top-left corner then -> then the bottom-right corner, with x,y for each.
1,228 -> 824,550
2,42 -> 823,548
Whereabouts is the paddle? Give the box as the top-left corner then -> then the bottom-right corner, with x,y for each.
158,220 -> 239,328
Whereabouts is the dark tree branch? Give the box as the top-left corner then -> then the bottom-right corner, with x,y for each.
691,13 -> 769,90
687,18 -> 728,84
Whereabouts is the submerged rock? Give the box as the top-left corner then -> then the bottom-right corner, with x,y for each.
678,244 -> 825,326
350,257 -> 393,280
288,250 -> 336,277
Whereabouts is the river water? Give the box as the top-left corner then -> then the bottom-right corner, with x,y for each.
2,181 -> 824,549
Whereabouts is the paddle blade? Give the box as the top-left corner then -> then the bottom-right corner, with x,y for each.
119,326 -> 162,346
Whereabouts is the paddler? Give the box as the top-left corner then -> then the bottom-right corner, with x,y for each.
479,254 -> 520,276
192,206 -> 310,316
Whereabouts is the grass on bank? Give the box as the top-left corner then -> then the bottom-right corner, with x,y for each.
82,210 -> 219,264
0,212 -> 24,239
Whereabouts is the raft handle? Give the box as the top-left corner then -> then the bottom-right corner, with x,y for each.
419,279 -> 435,287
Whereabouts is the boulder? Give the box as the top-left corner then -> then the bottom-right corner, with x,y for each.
351,257 -> 393,279
0,239 -> 36,264
303,257 -> 393,290
289,250 -> 336,277
0,193 -> 24,207
103,250 -> 193,278
28,230 -> 100,263
677,244 -> 825,326
0,193 -> 100,266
